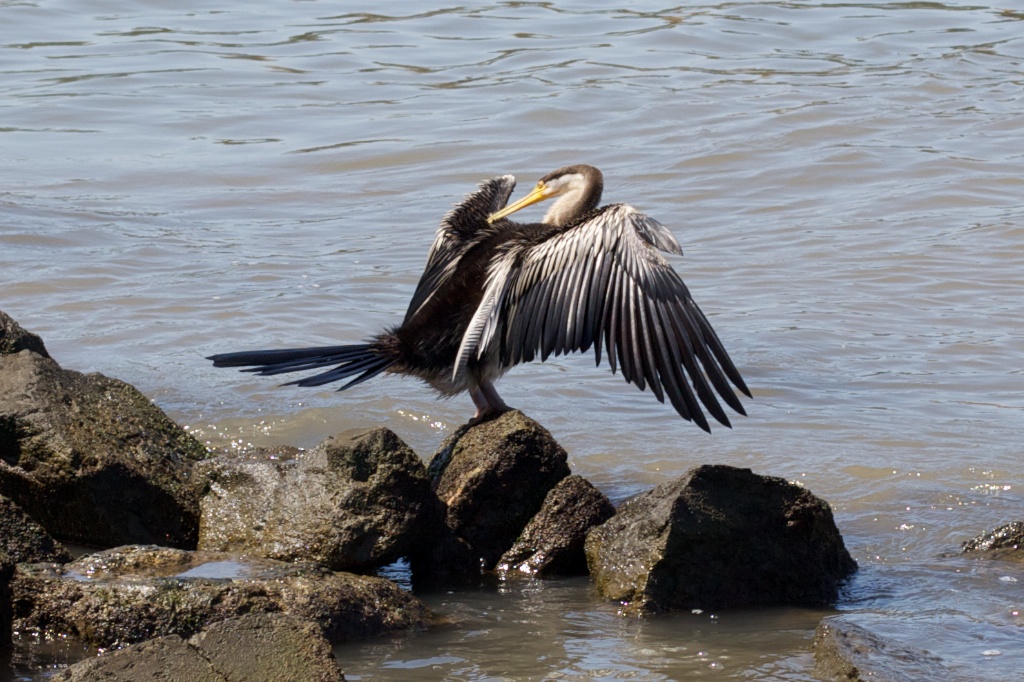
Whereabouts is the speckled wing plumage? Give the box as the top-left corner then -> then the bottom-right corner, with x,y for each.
456,204 -> 750,432
402,175 -> 517,325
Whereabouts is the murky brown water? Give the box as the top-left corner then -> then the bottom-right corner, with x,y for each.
3,1 -> 1024,679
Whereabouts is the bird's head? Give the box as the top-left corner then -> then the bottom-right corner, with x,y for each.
488,164 -> 604,227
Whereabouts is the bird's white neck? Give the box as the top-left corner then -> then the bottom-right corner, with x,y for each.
542,173 -> 587,226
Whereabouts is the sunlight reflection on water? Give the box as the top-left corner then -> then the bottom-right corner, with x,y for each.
3,0 -> 1024,678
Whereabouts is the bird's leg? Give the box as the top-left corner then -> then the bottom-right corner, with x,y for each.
479,379 -> 510,413
467,380 -> 511,426
469,386 -> 490,419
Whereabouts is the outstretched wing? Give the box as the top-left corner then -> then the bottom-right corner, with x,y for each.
403,175 -> 516,324
456,204 -> 750,431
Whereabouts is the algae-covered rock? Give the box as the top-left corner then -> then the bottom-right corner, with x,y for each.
0,348 -> 206,549
961,521 -> 1024,562
54,634 -> 216,682
11,545 -> 430,648
189,612 -> 343,682
0,494 -> 71,564
585,465 -> 856,614
427,410 -> 571,570
498,475 -> 615,577
196,427 -> 435,572
54,612 -> 343,682
0,311 -> 49,359
813,616 -> 959,681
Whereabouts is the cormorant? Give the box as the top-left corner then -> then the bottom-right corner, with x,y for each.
209,164 -> 750,430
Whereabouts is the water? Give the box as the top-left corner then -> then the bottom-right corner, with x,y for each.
3,0 -> 1024,678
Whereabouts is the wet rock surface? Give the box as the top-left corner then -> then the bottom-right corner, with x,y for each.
498,474 -> 615,577
813,616 -> 960,681
585,464 -> 857,614
11,545 -> 430,648
0,311 -> 876,679
196,427 -> 435,572
0,312 -> 49,359
428,410 -> 571,570
961,521 -> 1024,562
406,506 -> 482,589
0,344 -> 206,549
0,494 -> 71,564
54,612 -> 344,682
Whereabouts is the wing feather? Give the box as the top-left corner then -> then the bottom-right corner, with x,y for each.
650,302 -> 704,428
583,250 -> 609,355
601,264 -> 622,373
523,265 -> 554,363
620,274 -> 640,390
404,175 -> 516,324
560,239 -> 589,353
458,203 -> 747,430
661,296 -> 718,408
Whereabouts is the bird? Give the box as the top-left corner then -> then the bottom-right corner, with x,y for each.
208,164 -> 750,431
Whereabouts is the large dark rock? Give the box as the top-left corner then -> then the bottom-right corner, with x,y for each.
196,427 -> 436,572
961,521 -> 1024,562
0,312 -> 49,359
585,465 -> 856,615
0,551 -> 12,656
0,494 -> 71,564
498,474 -> 615,577
408,532 -> 481,589
427,410 -> 571,570
11,545 -> 430,648
54,613 -> 343,682
813,616 -> 959,681
0,349 -> 206,549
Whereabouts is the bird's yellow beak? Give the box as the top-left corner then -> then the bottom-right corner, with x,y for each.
487,182 -> 553,224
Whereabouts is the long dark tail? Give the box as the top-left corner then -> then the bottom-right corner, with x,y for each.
208,343 -> 396,390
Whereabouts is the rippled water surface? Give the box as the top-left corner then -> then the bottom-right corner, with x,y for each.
3,1 -> 1024,679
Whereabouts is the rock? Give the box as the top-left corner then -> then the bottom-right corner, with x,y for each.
54,634 -> 219,682
813,616 -> 960,681
585,465 -> 856,614
189,612 -> 343,682
0,551 -> 12,656
0,311 -> 49,359
54,613 -> 343,682
498,475 -> 615,577
961,521 -> 1024,562
0,349 -> 206,548
196,427 -> 436,572
407,525 -> 481,589
0,494 -> 71,564
11,545 -> 430,648
427,410 -> 571,570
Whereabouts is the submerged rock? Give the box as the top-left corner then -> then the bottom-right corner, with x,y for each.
813,616 -> 960,681
961,521 -> 1024,562
585,465 -> 856,615
0,323 -> 206,548
0,494 -> 71,564
54,613 -> 343,682
498,475 -> 615,577
427,410 -> 571,570
196,427 -> 435,572
11,545 -> 430,648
